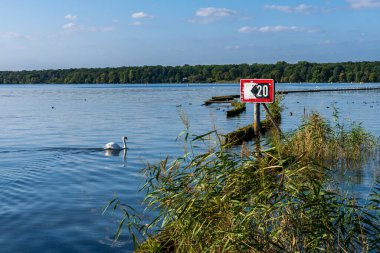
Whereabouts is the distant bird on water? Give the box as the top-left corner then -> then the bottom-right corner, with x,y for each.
104,136 -> 128,150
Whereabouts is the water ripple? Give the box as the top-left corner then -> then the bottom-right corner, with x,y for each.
0,83 -> 379,252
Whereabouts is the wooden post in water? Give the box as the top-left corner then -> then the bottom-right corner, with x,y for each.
253,103 -> 261,156
253,103 -> 261,136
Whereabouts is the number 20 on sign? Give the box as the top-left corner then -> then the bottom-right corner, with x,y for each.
240,79 -> 275,103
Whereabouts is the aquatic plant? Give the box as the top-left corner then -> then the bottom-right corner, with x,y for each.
277,110 -> 379,167
262,93 -> 283,125
104,127 -> 380,252
226,100 -> 246,117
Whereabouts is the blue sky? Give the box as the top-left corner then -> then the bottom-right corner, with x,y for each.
1,0 -> 379,70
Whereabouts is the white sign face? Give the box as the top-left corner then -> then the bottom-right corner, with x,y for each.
243,81 -> 257,100
240,79 -> 274,103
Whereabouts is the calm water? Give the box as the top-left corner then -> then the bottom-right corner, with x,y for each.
0,83 -> 379,252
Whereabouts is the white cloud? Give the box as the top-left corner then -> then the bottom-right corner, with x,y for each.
238,26 -> 256,33
131,12 -> 153,19
347,0 -> 380,8
0,32 -> 22,39
62,22 -> 77,30
264,4 -> 317,14
238,26 -> 318,33
130,21 -> 143,26
64,14 -> 77,21
259,26 -> 300,32
196,7 -> 236,17
87,26 -> 116,32
62,22 -> 115,33
62,14 -> 115,33
190,7 -> 237,24
224,45 -> 240,50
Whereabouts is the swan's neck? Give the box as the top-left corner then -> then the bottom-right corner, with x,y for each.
122,137 -> 127,149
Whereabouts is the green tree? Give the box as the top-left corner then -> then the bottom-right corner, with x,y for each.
108,71 -> 119,84
369,72 -> 378,82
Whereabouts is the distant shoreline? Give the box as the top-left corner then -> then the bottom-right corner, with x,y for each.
1,82 -> 379,86
0,61 -> 379,84
0,82 -> 379,86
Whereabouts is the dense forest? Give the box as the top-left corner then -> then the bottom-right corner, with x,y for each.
0,61 -> 379,84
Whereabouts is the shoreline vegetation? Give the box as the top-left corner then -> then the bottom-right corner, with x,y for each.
1,61 -> 379,84
104,100 -> 380,252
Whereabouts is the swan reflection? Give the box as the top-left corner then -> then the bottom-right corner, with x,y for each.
104,149 -> 127,160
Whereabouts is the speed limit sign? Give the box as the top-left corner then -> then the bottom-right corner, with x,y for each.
240,79 -> 275,103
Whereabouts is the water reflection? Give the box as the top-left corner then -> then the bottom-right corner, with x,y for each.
104,149 -> 127,160
332,155 -> 380,197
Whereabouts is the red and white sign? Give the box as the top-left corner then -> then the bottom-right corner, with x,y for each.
240,79 -> 275,103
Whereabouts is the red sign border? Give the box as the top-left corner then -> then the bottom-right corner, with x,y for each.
240,79 -> 275,103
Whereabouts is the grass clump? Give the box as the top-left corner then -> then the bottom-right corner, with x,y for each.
226,100 -> 246,117
105,127 -> 380,252
277,110 -> 378,167
262,93 -> 283,127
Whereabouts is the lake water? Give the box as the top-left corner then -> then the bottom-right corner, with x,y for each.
0,83 -> 379,252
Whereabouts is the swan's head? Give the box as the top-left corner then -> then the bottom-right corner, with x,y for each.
121,136 -> 128,149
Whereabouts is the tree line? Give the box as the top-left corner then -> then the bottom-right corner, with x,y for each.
0,61 -> 379,84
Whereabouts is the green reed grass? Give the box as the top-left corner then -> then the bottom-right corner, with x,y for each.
104,125 -> 379,252
104,102 -> 379,252
275,109 -> 379,168
264,93 -> 283,124
226,100 -> 246,117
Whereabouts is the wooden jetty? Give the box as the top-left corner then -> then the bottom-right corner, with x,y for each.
278,86 -> 380,94
204,95 -> 239,105
204,86 -> 380,105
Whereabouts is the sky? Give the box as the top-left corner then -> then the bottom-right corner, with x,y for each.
0,0 -> 379,70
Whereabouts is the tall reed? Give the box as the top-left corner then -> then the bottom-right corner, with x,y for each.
277,110 -> 378,167
105,125 -> 380,252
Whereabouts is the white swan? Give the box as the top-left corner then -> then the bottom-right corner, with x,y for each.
104,136 -> 128,150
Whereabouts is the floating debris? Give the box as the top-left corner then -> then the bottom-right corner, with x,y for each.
204,95 -> 239,105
